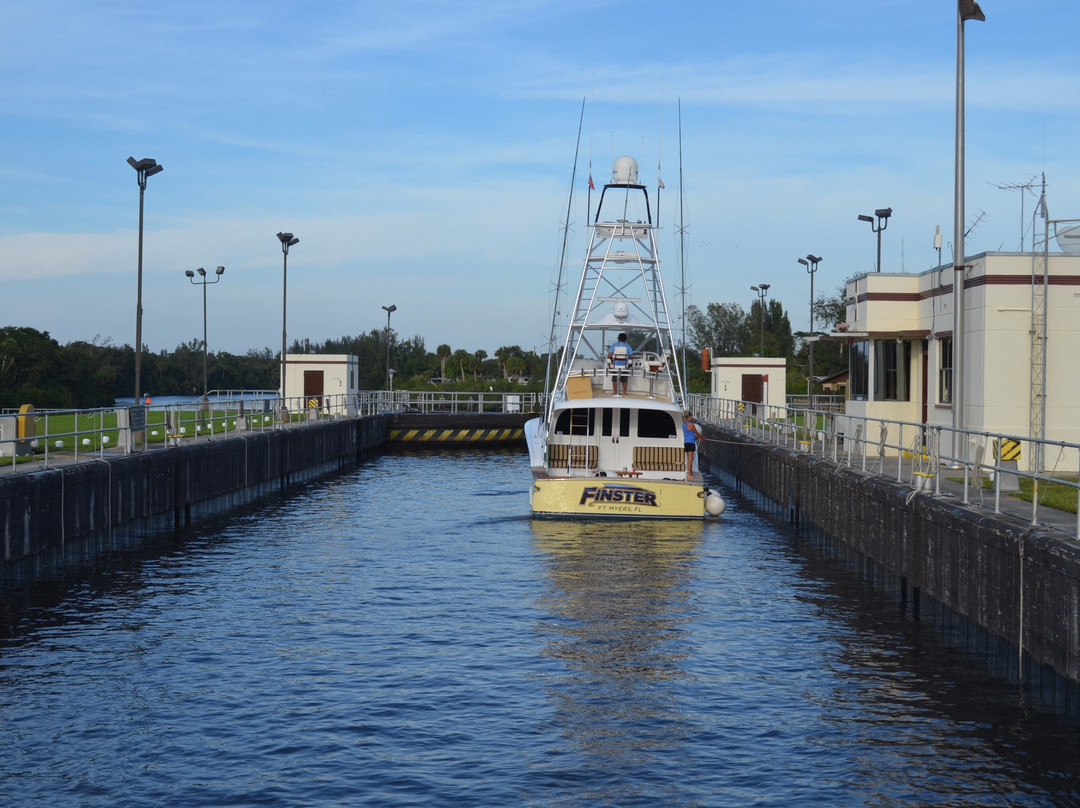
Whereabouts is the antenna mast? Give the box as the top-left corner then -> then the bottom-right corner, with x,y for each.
1029,173 -> 1048,459
676,100 -> 690,398
991,176 -> 1037,250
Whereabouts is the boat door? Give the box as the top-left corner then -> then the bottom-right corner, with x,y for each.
601,406 -> 634,471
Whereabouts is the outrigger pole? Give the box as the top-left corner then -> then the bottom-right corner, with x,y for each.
676,99 -> 689,405
542,97 -> 586,421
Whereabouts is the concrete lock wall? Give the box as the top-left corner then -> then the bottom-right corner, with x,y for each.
701,425 -> 1080,696
0,416 -> 387,572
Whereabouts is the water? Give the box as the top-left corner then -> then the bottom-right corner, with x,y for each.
2,451 -> 1080,806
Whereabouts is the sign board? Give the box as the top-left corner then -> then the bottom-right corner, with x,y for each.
129,405 -> 147,433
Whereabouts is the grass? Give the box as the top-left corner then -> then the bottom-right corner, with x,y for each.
949,473 -> 1079,514
3,406 -> 286,461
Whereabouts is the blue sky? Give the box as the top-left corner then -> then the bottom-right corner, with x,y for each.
2,1 -> 1079,358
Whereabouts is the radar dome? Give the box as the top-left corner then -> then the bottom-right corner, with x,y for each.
1057,225 -> 1080,254
611,156 -> 638,185
613,301 -> 629,322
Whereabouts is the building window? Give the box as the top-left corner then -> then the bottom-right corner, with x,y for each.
939,337 -> 952,404
849,340 -> 869,400
873,340 -> 910,401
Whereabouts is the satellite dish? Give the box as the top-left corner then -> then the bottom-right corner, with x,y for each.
611,156 -> 638,185
1056,225 -> 1080,254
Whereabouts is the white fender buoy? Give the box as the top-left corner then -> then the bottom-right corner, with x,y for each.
705,490 -> 726,517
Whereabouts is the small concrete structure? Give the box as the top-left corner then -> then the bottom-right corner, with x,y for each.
282,354 -> 359,416
708,356 -> 787,411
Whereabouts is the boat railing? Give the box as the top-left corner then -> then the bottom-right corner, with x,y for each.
561,358 -> 674,399
688,393 -> 1080,535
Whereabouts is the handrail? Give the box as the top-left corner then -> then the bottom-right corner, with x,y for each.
1,390 -> 542,474
689,394 -> 1080,537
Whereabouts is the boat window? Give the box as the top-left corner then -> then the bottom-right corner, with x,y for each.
554,408 -> 595,436
620,409 -> 631,437
637,409 -> 676,438
601,408 -> 612,437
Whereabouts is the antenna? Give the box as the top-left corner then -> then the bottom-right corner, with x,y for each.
965,210 -> 986,239
990,176 -> 1037,250
933,225 -> 943,267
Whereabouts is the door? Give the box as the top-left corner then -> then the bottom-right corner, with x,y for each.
303,370 -> 325,410
600,407 -> 635,471
742,374 -> 763,415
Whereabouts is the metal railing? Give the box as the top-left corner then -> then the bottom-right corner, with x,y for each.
785,394 -> 846,413
689,394 -> 1080,536
0,392 -> 360,474
357,390 -> 542,415
1,390 -> 542,474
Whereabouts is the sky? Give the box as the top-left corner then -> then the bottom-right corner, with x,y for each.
3,0 -> 1080,359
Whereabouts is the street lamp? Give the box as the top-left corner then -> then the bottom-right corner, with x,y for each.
857,207 -> 892,272
750,284 -> 770,356
798,254 -> 822,407
277,232 -> 299,417
382,304 -> 397,390
953,0 -> 986,460
184,266 -> 225,399
128,156 -> 163,410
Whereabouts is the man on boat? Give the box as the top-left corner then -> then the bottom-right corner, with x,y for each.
683,410 -> 702,478
607,333 -> 633,396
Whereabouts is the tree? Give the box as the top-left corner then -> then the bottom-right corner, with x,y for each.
451,348 -> 472,381
495,345 -> 525,380
686,302 -> 751,356
436,344 -> 451,381
0,327 -> 70,409
473,349 -> 488,381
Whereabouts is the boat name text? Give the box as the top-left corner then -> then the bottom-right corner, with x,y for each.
579,484 -> 658,508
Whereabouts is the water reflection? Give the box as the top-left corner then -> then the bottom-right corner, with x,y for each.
530,521 -> 705,796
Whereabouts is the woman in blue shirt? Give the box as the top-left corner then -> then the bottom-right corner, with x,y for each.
683,410 -> 702,478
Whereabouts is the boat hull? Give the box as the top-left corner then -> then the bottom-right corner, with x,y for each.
531,473 -> 706,519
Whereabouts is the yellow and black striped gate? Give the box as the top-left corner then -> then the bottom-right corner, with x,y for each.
388,412 -> 530,446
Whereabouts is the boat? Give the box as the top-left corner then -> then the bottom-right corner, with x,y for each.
525,155 -> 725,519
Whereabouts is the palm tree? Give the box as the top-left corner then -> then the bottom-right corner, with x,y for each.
452,348 -> 471,381
436,343 -> 451,381
473,349 -> 487,381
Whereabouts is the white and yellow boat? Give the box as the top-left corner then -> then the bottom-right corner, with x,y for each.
526,155 -> 725,519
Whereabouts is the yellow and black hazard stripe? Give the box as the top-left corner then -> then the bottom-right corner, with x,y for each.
993,438 -> 1021,462
390,427 -> 525,444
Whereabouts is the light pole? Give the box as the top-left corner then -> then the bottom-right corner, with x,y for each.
798,254 -> 822,408
953,0 -> 986,461
277,232 -> 299,417
184,266 -> 225,399
128,156 -> 163,408
382,304 -> 397,390
857,208 -> 892,272
750,284 -> 770,356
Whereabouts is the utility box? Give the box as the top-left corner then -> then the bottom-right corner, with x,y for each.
0,406 -> 37,457
0,416 -> 13,457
